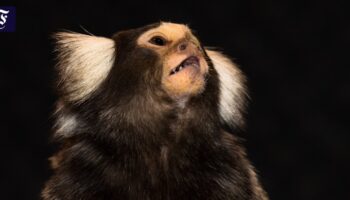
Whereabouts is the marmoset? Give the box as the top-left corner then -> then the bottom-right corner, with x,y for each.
42,22 -> 268,200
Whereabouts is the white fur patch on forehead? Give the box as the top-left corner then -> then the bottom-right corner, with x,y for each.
207,50 -> 248,128
55,32 -> 115,102
137,22 -> 191,46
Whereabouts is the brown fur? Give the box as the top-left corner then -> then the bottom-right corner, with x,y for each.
42,22 -> 268,200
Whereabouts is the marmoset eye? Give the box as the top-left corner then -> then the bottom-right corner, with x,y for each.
149,36 -> 167,46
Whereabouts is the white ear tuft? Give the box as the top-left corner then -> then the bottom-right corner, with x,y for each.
206,50 -> 248,128
54,32 -> 115,102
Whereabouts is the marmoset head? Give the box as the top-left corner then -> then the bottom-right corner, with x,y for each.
54,22 -> 247,135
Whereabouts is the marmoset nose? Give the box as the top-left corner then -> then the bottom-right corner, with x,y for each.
177,41 -> 200,54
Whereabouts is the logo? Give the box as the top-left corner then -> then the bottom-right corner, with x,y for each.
0,6 -> 15,32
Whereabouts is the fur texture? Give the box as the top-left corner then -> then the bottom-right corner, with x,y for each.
206,50 -> 247,128
54,32 -> 115,102
42,22 -> 268,200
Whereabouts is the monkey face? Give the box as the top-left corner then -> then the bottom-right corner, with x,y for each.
136,23 -> 209,99
54,23 -> 246,127
54,22 -> 248,133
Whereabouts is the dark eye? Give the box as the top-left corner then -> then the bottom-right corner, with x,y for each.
149,36 -> 167,46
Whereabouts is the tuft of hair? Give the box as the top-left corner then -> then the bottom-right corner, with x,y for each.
206,50 -> 248,129
54,32 -> 116,102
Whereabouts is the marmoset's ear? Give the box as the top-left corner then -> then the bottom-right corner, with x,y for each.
206,49 -> 248,128
54,32 -> 116,102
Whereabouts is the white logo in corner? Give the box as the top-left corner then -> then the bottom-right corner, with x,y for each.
0,9 -> 10,30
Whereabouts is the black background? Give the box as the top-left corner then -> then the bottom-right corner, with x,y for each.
1,0 -> 349,199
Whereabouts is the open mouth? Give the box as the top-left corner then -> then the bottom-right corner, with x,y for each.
169,56 -> 200,75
